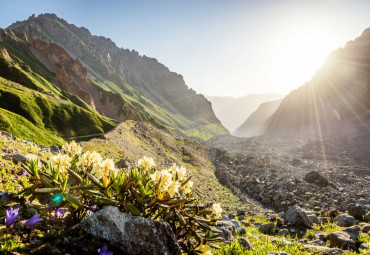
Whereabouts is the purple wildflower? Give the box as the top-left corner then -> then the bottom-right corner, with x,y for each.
22,171 -> 28,176
6,207 -> 20,228
91,205 -> 97,210
55,208 -> 63,217
98,245 -> 113,255
86,210 -> 93,216
25,214 -> 43,227
14,174 -> 19,179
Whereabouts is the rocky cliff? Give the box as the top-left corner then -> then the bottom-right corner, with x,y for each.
9,13 -> 221,130
261,28 -> 370,137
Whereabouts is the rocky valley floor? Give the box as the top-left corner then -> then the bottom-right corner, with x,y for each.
0,125 -> 369,254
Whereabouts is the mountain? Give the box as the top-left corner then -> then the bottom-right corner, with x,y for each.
261,28 -> 370,137
206,94 -> 284,132
233,99 -> 282,137
8,14 -> 226,140
0,28 -> 116,145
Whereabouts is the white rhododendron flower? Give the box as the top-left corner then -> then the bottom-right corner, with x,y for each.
62,141 -> 82,156
77,151 -> 102,169
183,180 -> 194,194
50,154 -> 71,174
167,181 -> 181,197
211,203 -> 222,219
137,156 -> 155,170
150,170 -> 161,183
92,158 -> 116,188
168,164 -> 187,181
158,170 -> 173,193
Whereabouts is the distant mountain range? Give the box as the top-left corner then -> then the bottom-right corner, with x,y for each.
206,94 -> 284,132
261,28 -> 370,137
0,14 -> 227,144
233,99 -> 282,137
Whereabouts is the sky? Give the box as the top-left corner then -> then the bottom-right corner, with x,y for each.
0,0 -> 370,97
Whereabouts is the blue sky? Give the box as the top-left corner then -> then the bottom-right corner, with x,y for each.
1,0 -> 369,96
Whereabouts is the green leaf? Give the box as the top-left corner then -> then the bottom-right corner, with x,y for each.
66,168 -> 83,183
126,203 -> 141,216
90,197 -> 117,206
87,173 -> 104,189
34,188 -> 60,194
69,183 -> 95,190
64,193 -> 82,208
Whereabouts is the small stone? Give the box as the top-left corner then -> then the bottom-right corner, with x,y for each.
364,211 -> 370,221
237,227 -> 246,235
215,221 -> 237,241
361,224 -> 370,233
237,237 -> 253,249
258,222 -> 275,234
267,252 -> 290,255
230,220 -> 240,228
327,225 -> 360,250
49,145 -> 60,154
283,205 -> 313,228
278,229 -> 289,236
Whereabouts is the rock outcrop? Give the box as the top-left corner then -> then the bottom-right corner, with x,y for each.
327,225 -> 360,250
73,206 -> 180,255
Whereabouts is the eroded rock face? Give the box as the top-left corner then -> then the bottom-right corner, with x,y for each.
73,206 -> 180,255
283,205 -> 313,229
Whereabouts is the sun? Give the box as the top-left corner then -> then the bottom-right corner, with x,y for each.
272,27 -> 337,93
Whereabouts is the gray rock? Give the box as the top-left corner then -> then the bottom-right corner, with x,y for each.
230,220 -> 240,228
361,223 -> 370,233
237,209 -> 247,216
267,252 -> 290,255
228,213 -> 236,220
215,220 -> 237,241
334,214 -> 357,227
307,213 -> 319,224
258,222 -> 275,234
347,203 -> 366,220
0,131 -> 14,140
366,212 -> 370,222
304,171 -> 329,187
1,153 -> 37,164
327,225 -> 360,250
221,215 -> 230,221
237,227 -> 246,235
360,242 -> 369,250
49,145 -> 60,154
237,237 -> 253,249
73,206 -> 180,255
283,205 -> 313,228
315,232 -> 329,241
278,229 -> 289,236
358,199 -> 369,206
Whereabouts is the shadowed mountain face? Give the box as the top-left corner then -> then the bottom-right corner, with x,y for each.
233,99 -> 282,138
262,28 -> 370,137
8,13 -> 223,133
206,94 -> 284,132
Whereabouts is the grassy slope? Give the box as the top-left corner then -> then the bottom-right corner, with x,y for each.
0,108 -> 63,146
0,77 -> 116,138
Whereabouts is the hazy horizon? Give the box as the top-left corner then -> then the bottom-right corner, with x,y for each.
1,0 -> 369,97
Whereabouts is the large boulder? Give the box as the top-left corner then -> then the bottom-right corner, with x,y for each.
334,214 -> 357,227
347,203 -> 366,220
73,206 -> 180,255
327,225 -> 360,250
215,220 -> 237,241
283,205 -> 313,228
304,171 -> 329,187
258,222 -> 275,234
1,153 -> 38,164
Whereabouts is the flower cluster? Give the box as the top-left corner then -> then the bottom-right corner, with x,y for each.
149,163 -> 193,199
77,151 -> 102,169
62,141 -> 82,156
211,203 -> 222,220
50,154 -> 72,175
137,156 -> 155,170
92,158 -> 117,188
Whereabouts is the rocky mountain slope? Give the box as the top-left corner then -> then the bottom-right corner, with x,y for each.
234,99 -> 282,137
206,94 -> 284,132
8,14 -> 226,138
0,29 -> 116,145
261,28 -> 370,137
